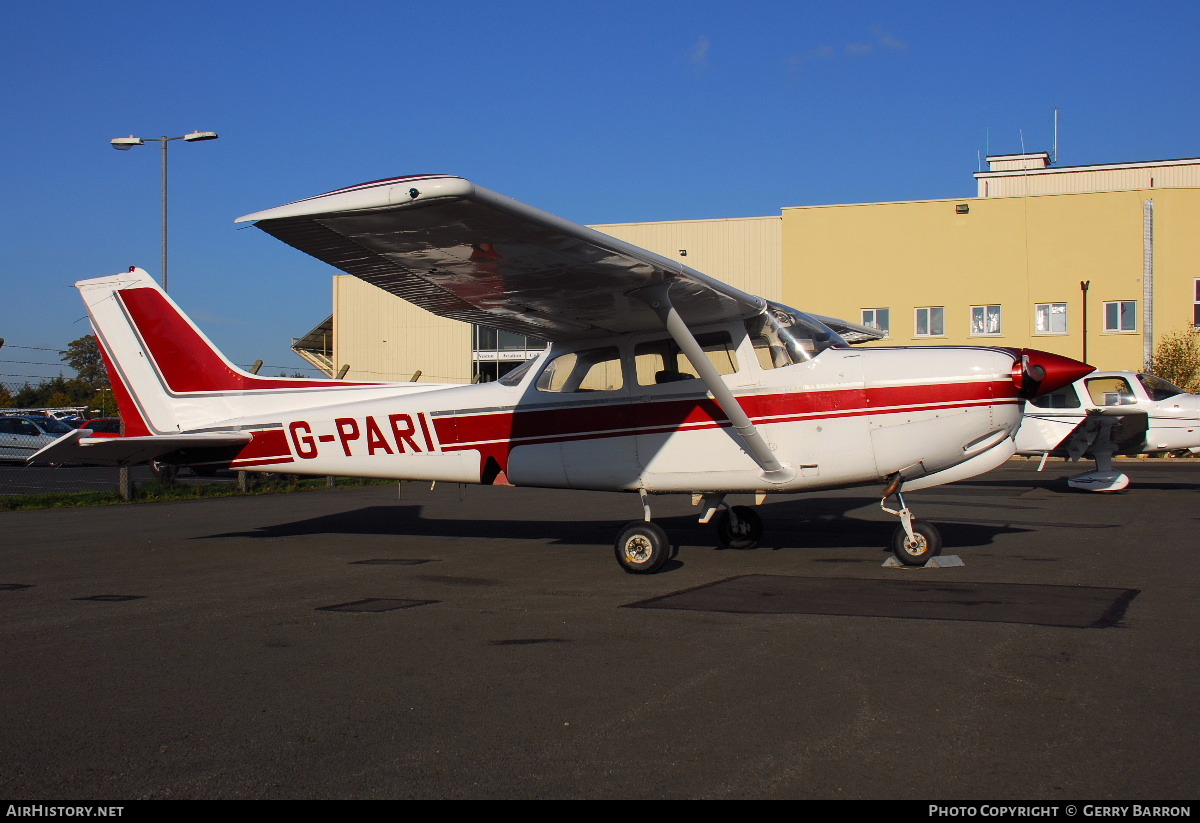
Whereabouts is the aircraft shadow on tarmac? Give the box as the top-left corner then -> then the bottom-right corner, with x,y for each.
194,494 -> 1030,554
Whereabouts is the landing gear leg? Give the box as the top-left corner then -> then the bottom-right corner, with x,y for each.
614,490 -> 674,574
881,475 -> 942,566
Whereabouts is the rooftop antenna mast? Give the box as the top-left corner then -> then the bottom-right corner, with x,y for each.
1052,108 -> 1059,164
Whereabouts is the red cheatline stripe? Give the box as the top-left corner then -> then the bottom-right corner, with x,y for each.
436,382 -> 1017,450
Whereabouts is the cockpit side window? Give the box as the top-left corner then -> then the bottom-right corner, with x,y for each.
633,331 -> 738,387
1086,377 -> 1136,406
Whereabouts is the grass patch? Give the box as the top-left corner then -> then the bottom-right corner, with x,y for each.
0,475 -> 397,512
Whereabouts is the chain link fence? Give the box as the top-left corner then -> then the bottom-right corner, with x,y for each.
0,463 -> 240,498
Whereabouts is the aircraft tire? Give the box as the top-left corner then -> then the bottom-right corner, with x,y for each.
715,506 -> 763,550
891,520 -> 942,566
150,460 -> 178,483
614,521 -> 672,574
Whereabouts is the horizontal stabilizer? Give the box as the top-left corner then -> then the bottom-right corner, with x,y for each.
30,429 -> 252,467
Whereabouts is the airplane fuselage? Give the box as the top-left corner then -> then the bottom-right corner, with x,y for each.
195,333 -> 1025,495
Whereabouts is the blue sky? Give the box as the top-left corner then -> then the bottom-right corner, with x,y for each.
3,0 -> 1198,383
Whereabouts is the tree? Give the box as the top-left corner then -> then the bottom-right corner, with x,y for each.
1146,327 -> 1200,393
0,385 -> 14,408
60,335 -> 109,389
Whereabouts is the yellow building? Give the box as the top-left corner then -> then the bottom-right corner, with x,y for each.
787,153 -> 1200,371
294,154 -> 1200,381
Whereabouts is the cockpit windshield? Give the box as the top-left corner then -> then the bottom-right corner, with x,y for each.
747,301 -> 848,364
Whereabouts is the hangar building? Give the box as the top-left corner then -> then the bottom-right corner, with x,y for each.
291,153 -> 1200,383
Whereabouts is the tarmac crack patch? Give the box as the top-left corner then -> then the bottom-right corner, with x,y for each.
624,575 -> 1139,628
316,598 -> 439,613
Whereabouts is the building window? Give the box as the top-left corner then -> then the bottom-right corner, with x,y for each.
1035,302 -> 1068,334
970,305 -> 1002,336
1194,280 -> 1200,327
472,325 -> 547,382
861,308 -> 890,337
914,306 -> 944,337
1104,301 -> 1137,333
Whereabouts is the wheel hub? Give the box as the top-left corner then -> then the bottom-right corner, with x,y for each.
624,536 -> 651,563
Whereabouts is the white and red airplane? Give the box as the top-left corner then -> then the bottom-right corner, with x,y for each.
1016,370 -> 1200,491
35,174 -> 1093,572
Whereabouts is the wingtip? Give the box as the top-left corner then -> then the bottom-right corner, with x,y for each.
235,174 -> 473,223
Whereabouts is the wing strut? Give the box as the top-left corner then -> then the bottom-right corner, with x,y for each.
639,285 -> 796,485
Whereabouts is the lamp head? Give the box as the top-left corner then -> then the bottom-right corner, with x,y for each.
183,130 -> 219,142
110,136 -> 144,150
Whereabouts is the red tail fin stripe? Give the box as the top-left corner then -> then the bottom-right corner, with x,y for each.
96,339 -> 153,437
117,287 -> 380,393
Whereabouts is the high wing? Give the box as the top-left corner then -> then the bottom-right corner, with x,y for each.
237,174 -> 883,343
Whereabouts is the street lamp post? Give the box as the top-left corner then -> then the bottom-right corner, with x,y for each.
110,130 -> 218,292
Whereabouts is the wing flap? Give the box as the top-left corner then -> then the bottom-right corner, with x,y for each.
30,430 -> 253,467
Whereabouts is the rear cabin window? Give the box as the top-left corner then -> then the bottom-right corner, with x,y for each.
535,347 -> 623,393
634,331 -> 738,387
1138,374 -> 1187,401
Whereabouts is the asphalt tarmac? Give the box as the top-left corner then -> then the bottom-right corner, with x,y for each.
1,459 -> 1197,800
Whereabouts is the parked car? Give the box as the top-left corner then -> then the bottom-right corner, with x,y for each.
79,418 -> 122,438
0,415 -> 77,464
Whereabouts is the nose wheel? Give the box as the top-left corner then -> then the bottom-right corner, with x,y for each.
881,476 -> 944,566
890,519 -> 942,566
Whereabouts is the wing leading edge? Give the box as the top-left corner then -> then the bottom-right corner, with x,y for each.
237,175 -> 773,342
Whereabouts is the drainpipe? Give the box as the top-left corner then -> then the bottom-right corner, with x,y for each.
1080,281 -> 1090,364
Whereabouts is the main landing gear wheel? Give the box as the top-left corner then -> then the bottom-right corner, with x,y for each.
891,520 -> 942,567
614,522 -> 672,574
715,506 -> 763,550
150,460 -> 178,483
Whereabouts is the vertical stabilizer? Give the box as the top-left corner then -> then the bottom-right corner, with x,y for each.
78,268 -> 383,433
